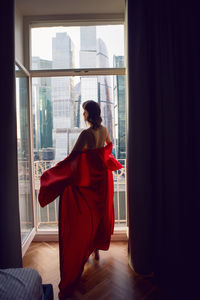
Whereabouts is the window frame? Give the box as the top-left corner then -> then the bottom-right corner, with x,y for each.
24,15 -> 127,241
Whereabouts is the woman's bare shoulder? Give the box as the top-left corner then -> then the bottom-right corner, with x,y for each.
80,129 -> 88,135
83,128 -> 94,136
101,125 -> 109,134
97,125 -> 107,132
72,129 -> 88,151
81,128 -> 95,141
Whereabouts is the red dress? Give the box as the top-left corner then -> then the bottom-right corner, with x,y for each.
38,142 -> 122,298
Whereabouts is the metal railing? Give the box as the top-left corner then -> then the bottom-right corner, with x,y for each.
34,159 -> 126,229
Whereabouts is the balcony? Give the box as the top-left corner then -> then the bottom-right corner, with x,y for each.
34,159 -> 127,230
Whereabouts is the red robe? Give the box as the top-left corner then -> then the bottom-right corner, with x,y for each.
38,142 -> 122,298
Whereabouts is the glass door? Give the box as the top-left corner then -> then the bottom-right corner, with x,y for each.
15,63 -> 36,253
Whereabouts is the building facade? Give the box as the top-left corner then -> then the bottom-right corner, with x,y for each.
113,55 -> 126,159
52,32 -> 75,160
32,57 -> 53,159
79,27 -> 114,143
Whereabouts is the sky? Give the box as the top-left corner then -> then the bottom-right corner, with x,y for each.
31,25 -> 124,68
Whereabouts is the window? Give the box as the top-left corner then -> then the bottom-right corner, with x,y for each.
29,22 -> 126,232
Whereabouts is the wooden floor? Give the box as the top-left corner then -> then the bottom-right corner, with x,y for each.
22,242 -> 183,300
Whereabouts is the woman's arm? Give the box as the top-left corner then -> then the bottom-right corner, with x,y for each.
105,127 -> 112,144
71,130 -> 87,152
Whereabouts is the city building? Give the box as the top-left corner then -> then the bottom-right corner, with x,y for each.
113,55 -> 126,159
32,57 -> 53,153
74,81 -> 81,127
52,32 -> 75,160
79,27 -> 114,142
79,27 -> 98,128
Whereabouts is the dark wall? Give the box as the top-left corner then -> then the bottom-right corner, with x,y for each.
0,0 -> 22,268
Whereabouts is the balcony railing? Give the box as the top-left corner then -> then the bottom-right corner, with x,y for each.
34,159 -> 126,230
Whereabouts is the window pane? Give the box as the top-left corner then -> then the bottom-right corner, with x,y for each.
16,65 -> 34,243
32,74 -> 126,229
31,25 -> 124,70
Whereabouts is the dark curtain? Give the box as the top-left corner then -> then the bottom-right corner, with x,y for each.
0,0 -> 22,268
127,0 -> 200,284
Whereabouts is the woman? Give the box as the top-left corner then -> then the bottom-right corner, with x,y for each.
39,100 -> 122,299
72,100 -> 111,152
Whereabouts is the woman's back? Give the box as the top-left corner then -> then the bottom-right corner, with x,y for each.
85,126 -> 109,149
72,125 -> 111,152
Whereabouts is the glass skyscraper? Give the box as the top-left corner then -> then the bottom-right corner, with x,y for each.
52,32 -> 75,160
79,27 -> 114,141
32,57 -> 53,158
113,55 -> 126,159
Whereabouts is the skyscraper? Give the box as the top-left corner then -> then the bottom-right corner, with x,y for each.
32,57 -> 53,153
79,27 -> 114,141
113,55 -> 126,159
79,27 -> 98,128
52,32 -> 75,160
97,38 -> 113,141
80,26 -> 97,68
74,81 -> 81,127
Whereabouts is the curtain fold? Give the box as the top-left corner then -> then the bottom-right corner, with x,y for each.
127,0 -> 200,280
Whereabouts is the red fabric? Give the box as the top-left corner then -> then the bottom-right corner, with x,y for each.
38,142 -> 122,298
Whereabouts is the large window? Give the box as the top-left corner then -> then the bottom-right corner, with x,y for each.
30,23 -> 126,231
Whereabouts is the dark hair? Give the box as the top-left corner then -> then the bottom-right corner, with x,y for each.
82,100 -> 102,130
